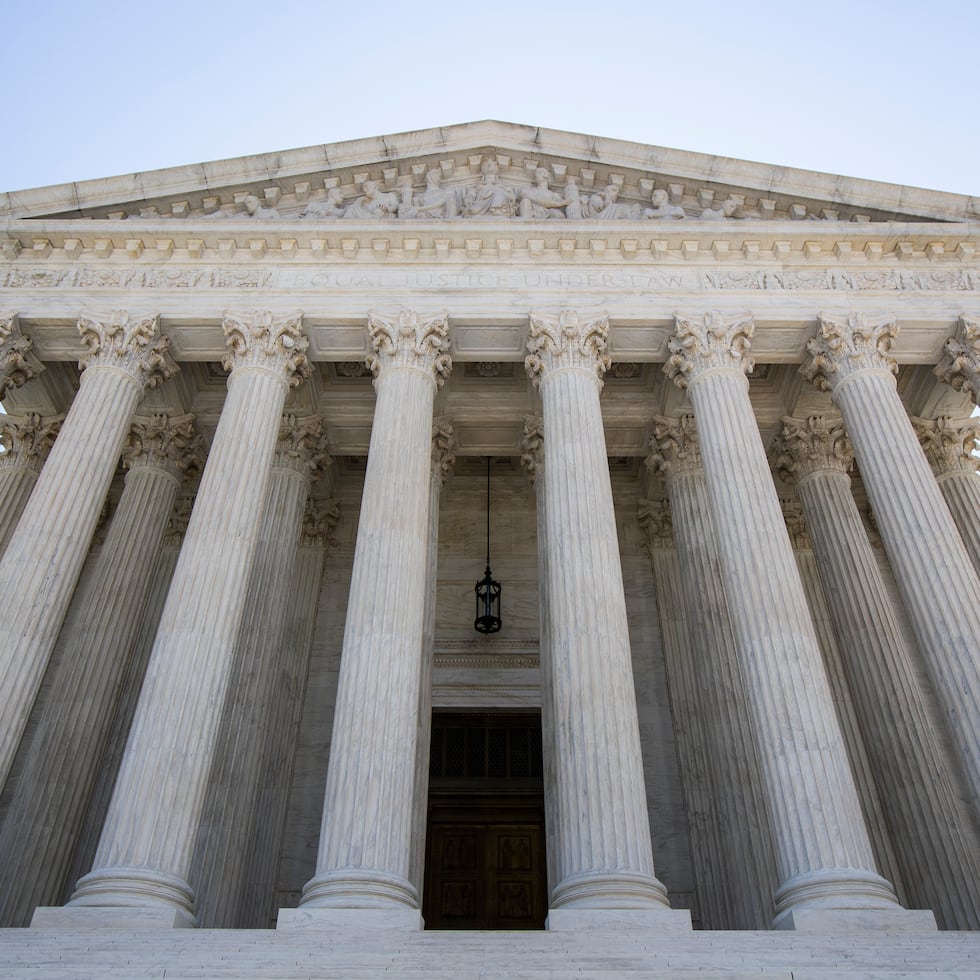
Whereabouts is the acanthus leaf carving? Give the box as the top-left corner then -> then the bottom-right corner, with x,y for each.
274,414 -> 330,482
646,415 -> 702,481
664,310 -> 755,388
431,418 -> 456,485
934,315 -> 980,402
637,498 -> 674,549
0,412 -> 63,473
780,498 -> 811,549
771,415 -> 854,485
801,313 -> 899,392
77,310 -> 177,390
122,413 -> 204,480
302,497 -> 341,548
221,310 -> 310,387
0,315 -> 44,398
525,310 -> 610,388
911,415 -> 980,477
366,309 -> 451,386
520,415 -> 544,486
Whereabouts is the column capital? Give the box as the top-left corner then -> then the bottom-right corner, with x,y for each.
525,310 -> 610,387
431,417 -> 456,485
647,415 -> 702,481
780,498 -> 811,549
0,315 -> 44,398
367,309 -> 451,386
164,493 -> 196,547
274,414 -> 330,482
801,313 -> 898,392
78,311 -> 177,390
222,311 -> 310,387
911,415 -> 980,478
520,414 -> 544,486
772,415 -> 854,485
122,414 -> 204,481
664,311 -> 755,389
638,498 -> 674,550
301,498 -> 341,548
934,315 -> 980,402
0,412 -> 63,474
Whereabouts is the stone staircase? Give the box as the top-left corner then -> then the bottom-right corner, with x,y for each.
0,927 -> 977,979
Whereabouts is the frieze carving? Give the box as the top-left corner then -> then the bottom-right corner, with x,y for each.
647,415 -> 703,480
911,416 -> 980,477
302,497 -> 341,548
221,310 -> 310,387
366,309 -> 451,386
122,413 -> 204,480
664,311 -> 755,388
77,311 -> 177,390
801,313 -> 899,392
0,315 -> 44,398
520,415 -> 544,486
0,412 -> 62,472
771,416 -> 854,485
637,498 -> 674,549
431,418 -> 456,485
934,316 -> 980,401
525,310 -> 610,387
274,414 -> 330,482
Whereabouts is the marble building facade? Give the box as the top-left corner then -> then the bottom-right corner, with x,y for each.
0,121 -> 978,972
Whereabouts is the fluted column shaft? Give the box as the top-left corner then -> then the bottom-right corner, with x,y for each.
193,416 -> 327,927
776,417 -> 980,929
0,312 -> 174,790
527,311 -> 669,911
805,314 -> 980,810
68,312 -> 308,924
0,416 -> 198,926
301,310 -> 449,912
666,312 -> 900,924
0,414 -> 61,556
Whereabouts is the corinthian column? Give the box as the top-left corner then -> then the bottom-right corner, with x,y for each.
0,413 -> 62,555
0,311 -> 175,792
524,311 -> 682,929
291,310 -> 449,927
61,311 -> 309,928
773,415 -> 980,930
0,414 -> 201,927
647,416 -> 778,930
935,315 -> 980,404
803,314 -> 980,813
0,314 -> 44,399
911,416 -> 980,575
664,311 -> 921,931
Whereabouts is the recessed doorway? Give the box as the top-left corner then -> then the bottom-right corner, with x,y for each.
423,711 -> 547,930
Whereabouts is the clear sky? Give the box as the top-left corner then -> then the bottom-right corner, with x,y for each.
2,0 -> 977,197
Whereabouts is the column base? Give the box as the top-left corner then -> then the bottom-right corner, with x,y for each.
31,905 -> 195,930
277,907 -> 423,931
773,907 -> 938,933
66,866 -> 196,927
550,870 -> 671,910
546,907 -> 692,932
299,868 -> 419,911
773,867 -> 900,919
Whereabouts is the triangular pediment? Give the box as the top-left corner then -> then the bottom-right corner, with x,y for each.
1,121 -> 976,225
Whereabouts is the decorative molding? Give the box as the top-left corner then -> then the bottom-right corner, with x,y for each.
934,315 -> 980,401
525,310 -> 610,387
0,412 -> 63,473
0,315 -> 44,398
911,415 -> 980,477
221,310 -> 310,386
122,413 -> 204,480
771,416 -> 854,485
801,312 -> 899,392
366,309 -> 451,386
664,310 -> 755,388
647,415 -> 702,481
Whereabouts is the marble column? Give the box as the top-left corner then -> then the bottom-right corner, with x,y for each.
803,313 -> 980,813
911,416 -> 980,576
63,311 -> 309,927
665,311 -> 915,931
295,310 -> 449,922
408,418 -> 455,901
524,310 -> 677,923
0,413 -> 62,556
935,315 -> 980,405
647,416 -> 778,930
0,311 -> 175,792
0,314 -> 44,401
192,414 -> 329,928
0,414 -> 201,927
773,415 -> 980,930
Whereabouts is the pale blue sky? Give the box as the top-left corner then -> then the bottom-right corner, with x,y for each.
2,0 -> 977,196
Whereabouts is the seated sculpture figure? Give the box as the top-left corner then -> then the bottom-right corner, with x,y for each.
461,158 -> 518,217
343,180 -> 400,219
644,189 -> 686,220
699,197 -> 739,220
518,168 -> 571,219
202,193 -> 279,219
399,170 -> 458,219
302,187 -> 346,219
583,183 -> 641,220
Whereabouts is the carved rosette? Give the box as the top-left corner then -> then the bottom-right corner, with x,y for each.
431,418 -> 456,486
366,310 -> 451,387
646,415 -> 702,481
801,313 -> 899,392
301,498 -> 341,548
525,310 -> 610,388
934,316 -> 980,402
0,315 -> 44,398
771,416 -> 854,486
77,311 -> 177,390
663,311 -> 755,389
122,414 -> 204,481
911,416 -> 980,478
0,413 -> 63,473
637,498 -> 674,549
780,498 -> 811,549
221,311 -> 310,387
520,415 -> 544,486
274,414 -> 330,482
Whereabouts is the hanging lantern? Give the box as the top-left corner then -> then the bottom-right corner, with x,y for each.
474,456 -> 502,634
